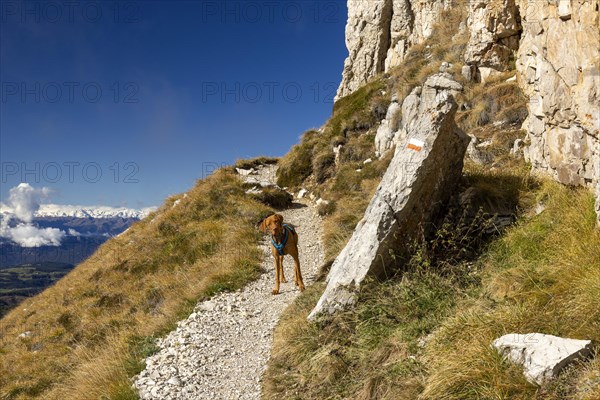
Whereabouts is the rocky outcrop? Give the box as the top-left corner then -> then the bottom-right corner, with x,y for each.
375,70 -> 463,158
336,0 -> 452,100
309,73 -> 469,319
516,0 -> 600,225
464,0 -> 522,79
374,98 -> 401,157
463,0 -> 600,224
493,333 -> 593,385
338,1 -> 599,222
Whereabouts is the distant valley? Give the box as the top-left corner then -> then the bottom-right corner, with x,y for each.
0,205 -> 153,316
0,262 -> 74,317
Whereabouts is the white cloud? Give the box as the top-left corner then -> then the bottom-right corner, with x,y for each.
1,223 -> 65,247
68,228 -> 81,237
0,183 -> 65,247
7,183 -> 52,223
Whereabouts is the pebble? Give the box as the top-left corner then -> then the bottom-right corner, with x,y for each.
167,377 -> 182,386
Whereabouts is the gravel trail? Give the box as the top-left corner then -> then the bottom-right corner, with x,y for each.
134,166 -> 324,400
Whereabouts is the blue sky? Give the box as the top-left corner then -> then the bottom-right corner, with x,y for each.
0,0 -> 348,208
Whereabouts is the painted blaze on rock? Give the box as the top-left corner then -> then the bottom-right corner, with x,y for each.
309,73 -> 470,320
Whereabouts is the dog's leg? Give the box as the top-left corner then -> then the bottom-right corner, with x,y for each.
292,255 -> 299,286
279,256 -> 287,283
291,251 -> 305,292
272,254 -> 281,295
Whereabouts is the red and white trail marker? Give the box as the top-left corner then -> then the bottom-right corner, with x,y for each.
407,138 -> 424,152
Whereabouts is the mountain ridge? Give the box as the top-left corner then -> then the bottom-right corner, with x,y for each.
1,204 -> 156,220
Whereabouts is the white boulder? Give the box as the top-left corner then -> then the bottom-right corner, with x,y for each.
492,333 -> 592,385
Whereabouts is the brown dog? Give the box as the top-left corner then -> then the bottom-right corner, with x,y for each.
259,214 -> 305,295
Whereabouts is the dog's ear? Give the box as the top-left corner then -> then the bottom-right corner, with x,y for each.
274,214 -> 284,225
259,218 -> 268,233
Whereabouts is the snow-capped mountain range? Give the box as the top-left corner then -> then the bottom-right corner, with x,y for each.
1,204 -> 156,219
1,204 -> 156,266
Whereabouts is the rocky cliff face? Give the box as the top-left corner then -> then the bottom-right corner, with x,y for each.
463,0 -> 522,80
337,0 -> 600,224
516,0 -> 599,219
464,0 -> 599,223
336,0 -> 453,100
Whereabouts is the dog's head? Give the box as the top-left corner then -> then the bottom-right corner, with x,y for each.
259,214 -> 284,236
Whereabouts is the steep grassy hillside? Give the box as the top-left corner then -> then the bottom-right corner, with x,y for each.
0,168 -> 275,399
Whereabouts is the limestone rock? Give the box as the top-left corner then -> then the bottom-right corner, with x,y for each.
235,167 -> 257,176
333,144 -> 343,165
297,188 -> 308,199
462,64 -> 476,81
516,0 -> 600,222
492,333 -> 593,385
466,134 -> 493,165
336,0 -> 452,101
375,100 -> 401,157
315,198 -> 329,207
167,377 -> 182,386
439,61 -> 453,73
558,0 -> 572,20
478,66 -> 503,83
384,0 -> 414,72
335,0 -> 394,101
245,187 -> 262,195
309,74 -> 469,319
511,138 -> 525,157
464,0 -> 521,71
424,72 -> 463,93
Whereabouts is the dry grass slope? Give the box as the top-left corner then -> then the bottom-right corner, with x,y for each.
0,169 -> 273,400
264,160 -> 600,399
422,180 -> 600,400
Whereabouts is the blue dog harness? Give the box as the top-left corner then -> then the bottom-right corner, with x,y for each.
271,224 -> 294,255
